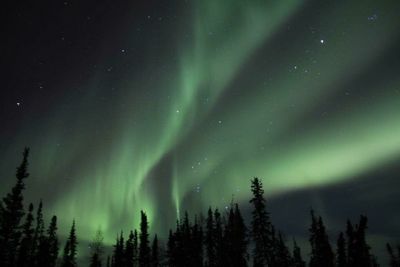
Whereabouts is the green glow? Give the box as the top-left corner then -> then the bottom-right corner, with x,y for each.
1,0 -> 399,248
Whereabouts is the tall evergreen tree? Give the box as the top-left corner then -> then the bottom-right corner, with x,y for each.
224,204 -> 247,267
139,211 -> 150,267
292,239 -> 305,267
61,220 -> 77,267
309,210 -> 334,267
249,177 -> 273,267
166,230 -> 177,267
0,148 -> 30,267
125,230 -> 135,267
274,232 -> 291,267
387,243 -> 400,267
47,216 -> 59,267
151,234 -> 159,267
205,207 -> 216,267
191,216 -> 203,267
336,232 -> 346,267
17,203 -> 35,267
133,230 -> 139,266
89,230 -> 104,267
214,209 -> 224,267
32,200 -> 45,267
36,215 -> 59,267
347,216 -> 376,267
112,232 -> 125,267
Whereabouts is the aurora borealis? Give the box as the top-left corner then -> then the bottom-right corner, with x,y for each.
1,0 -> 400,260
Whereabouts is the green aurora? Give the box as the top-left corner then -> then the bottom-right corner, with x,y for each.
1,0 -> 400,251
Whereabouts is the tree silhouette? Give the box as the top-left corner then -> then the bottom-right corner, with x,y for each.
32,200 -> 45,267
292,239 -> 305,267
61,220 -> 78,267
387,243 -> 400,267
151,234 -> 159,267
0,148 -> 30,267
337,232 -> 346,267
309,210 -> 334,267
125,230 -> 135,267
16,202 -> 35,267
205,207 -> 216,267
139,211 -> 150,267
89,230 -> 104,267
113,231 -> 125,267
249,177 -> 273,266
346,216 -> 377,267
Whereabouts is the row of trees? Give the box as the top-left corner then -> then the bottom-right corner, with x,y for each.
0,148 -> 399,267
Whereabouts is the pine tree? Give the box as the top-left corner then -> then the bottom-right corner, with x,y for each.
191,216 -> 203,267
47,216 -> 59,267
36,215 -> 59,267
139,211 -> 150,267
61,220 -> 77,267
89,230 -> 104,267
232,204 -> 247,267
0,148 -> 30,267
214,209 -> 224,267
336,232 -> 346,267
166,230 -> 177,267
347,216 -> 376,267
32,200 -> 45,267
17,203 -> 35,267
125,230 -> 135,267
223,204 -> 247,267
112,232 -> 124,267
151,234 -> 159,267
249,177 -> 273,267
205,207 -> 215,267
309,210 -> 334,267
133,229 -> 139,266
292,239 -> 305,267
275,232 -> 291,267
387,243 -> 400,267
106,255 -> 111,267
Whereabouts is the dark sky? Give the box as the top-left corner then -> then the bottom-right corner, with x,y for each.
1,0 -> 400,264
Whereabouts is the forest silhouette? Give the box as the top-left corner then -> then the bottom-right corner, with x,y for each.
0,148 -> 399,267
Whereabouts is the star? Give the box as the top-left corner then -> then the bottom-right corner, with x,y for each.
320,39 -> 324,44
16,102 -> 21,106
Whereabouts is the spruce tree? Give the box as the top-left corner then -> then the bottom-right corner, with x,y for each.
249,177 -> 272,266
336,232 -> 346,267
214,209 -> 224,267
232,204 -> 247,267
292,239 -> 305,267
61,220 -> 77,267
32,200 -> 45,267
387,243 -> 400,267
275,232 -> 291,267
205,207 -> 215,267
133,229 -> 139,266
0,148 -> 30,267
17,203 -> 35,267
47,216 -> 59,267
191,216 -> 203,267
347,216 -> 376,267
139,211 -> 150,267
151,234 -> 159,267
89,230 -> 104,267
166,230 -> 177,267
36,215 -> 58,267
112,232 -> 124,267
125,230 -> 135,267
309,210 -> 334,267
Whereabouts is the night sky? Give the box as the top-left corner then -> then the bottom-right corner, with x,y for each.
1,0 -> 400,262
